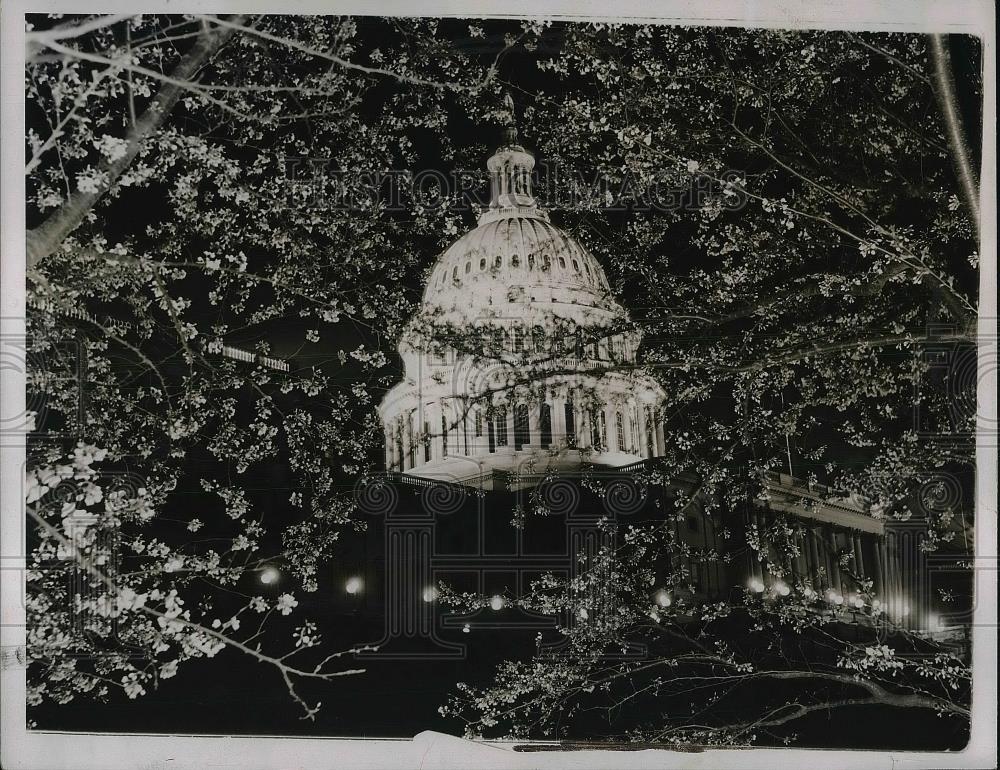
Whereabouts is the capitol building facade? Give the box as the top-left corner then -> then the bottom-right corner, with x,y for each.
365,102 -> 933,654
379,103 -> 665,488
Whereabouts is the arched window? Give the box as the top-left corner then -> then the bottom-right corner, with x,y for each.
572,259 -> 581,273
474,408 -> 483,437
564,398 -> 576,446
607,336 -> 616,360
532,325 -> 545,353
645,407 -> 655,458
396,425 -> 405,470
465,261 -> 471,274
599,411 -> 608,449
452,266 -> 459,281
513,326 -> 525,353
494,255 -> 502,269
528,254 -> 535,269
441,413 -> 449,457
480,257 -> 487,271
540,402 -> 552,447
584,263 -> 591,276
542,254 -> 551,271
423,421 -> 432,462
495,405 -> 508,447
514,404 -> 530,450
558,256 -> 566,269
512,254 -> 520,267
616,412 -> 626,452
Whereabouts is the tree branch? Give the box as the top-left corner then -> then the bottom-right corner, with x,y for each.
26,16 -> 248,269
929,34 -> 981,235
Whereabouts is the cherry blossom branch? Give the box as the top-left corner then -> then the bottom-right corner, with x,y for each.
26,504 -> 366,719
27,16 -> 247,269
26,14 -> 136,47
201,15 -> 494,93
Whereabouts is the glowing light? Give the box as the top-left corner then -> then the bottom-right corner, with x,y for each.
927,612 -> 941,631
773,581 -> 791,597
259,567 -> 279,585
654,589 -> 672,607
461,623 -> 471,634
345,576 -> 363,595
802,587 -> 817,599
826,589 -> 844,605
422,586 -> 438,603
748,578 -> 765,594
578,608 -> 589,620
850,594 -> 865,609
489,595 -> 505,611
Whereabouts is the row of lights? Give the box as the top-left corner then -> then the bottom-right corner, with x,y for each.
747,577 -> 913,617
341,575 -> 509,613
264,567 -> 939,633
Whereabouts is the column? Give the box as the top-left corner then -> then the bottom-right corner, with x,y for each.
429,403 -> 443,462
406,413 -> 415,469
872,535 -> 885,598
469,405 -> 483,456
808,528 -> 824,587
552,393 -> 566,448
852,533 -> 865,589
461,400 -> 469,456
607,404 -> 620,453
576,396 -> 591,450
654,415 -> 666,457
826,527 -> 842,593
527,398 -> 541,449
637,403 -> 649,458
793,529 -> 808,581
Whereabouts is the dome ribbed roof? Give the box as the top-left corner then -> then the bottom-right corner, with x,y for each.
422,214 -> 612,307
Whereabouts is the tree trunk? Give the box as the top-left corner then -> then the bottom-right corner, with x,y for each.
929,34 -> 981,237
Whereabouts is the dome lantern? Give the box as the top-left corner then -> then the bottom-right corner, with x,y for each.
482,92 -> 541,224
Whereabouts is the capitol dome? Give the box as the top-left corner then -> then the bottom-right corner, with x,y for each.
422,216 -> 614,318
380,95 -> 666,489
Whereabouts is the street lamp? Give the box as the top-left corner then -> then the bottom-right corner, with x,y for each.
259,567 -> 279,585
